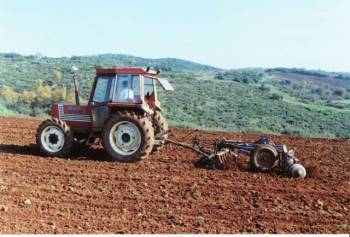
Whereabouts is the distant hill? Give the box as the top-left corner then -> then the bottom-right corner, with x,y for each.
0,52 -> 219,95
0,52 -> 349,138
92,54 -> 220,72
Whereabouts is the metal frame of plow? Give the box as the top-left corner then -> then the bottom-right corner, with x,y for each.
165,136 -> 306,178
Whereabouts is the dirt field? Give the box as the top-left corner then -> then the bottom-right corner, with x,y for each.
0,116 -> 349,233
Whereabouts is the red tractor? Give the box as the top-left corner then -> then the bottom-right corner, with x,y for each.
36,67 -> 174,162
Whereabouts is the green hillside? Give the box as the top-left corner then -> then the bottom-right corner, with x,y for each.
0,52 -> 349,138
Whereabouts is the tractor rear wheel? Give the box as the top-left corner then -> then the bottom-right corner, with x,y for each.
36,118 -> 74,157
102,111 -> 154,162
250,145 -> 279,171
153,111 -> 169,151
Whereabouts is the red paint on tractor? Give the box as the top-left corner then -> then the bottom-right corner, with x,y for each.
51,104 -> 59,118
96,67 -> 158,76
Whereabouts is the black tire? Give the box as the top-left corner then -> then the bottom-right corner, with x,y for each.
153,111 -> 169,151
36,118 -> 74,157
102,111 -> 155,162
250,145 -> 279,171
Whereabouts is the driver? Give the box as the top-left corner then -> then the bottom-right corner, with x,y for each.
117,80 -> 134,102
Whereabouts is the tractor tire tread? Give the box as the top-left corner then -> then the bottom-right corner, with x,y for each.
36,118 -> 74,157
102,110 -> 154,162
153,111 -> 169,151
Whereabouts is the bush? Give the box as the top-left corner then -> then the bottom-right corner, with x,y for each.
269,93 -> 283,101
259,83 -> 270,92
333,88 -> 346,97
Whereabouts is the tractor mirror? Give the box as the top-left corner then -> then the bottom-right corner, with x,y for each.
157,78 -> 174,91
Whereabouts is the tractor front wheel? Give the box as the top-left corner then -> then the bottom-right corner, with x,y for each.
36,118 -> 74,157
102,111 -> 155,162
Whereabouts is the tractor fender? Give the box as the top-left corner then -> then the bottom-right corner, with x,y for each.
155,103 -> 162,111
155,106 -> 162,112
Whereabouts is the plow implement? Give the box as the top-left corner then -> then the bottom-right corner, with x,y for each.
166,135 -> 306,178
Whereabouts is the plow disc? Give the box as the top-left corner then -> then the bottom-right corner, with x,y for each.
195,149 -> 232,170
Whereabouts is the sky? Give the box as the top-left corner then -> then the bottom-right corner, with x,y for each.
0,0 -> 349,71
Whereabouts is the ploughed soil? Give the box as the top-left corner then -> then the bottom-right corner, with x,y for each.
0,116 -> 349,233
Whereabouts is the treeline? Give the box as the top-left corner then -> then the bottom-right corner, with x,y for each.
266,67 -> 350,80
214,68 -> 266,84
0,53 -> 218,102
0,52 -> 217,72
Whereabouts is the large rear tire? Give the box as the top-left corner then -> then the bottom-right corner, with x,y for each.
250,145 -> 279,171
102,111 -> 155,162
153,111 -> 169,151
36,118 -> 74,157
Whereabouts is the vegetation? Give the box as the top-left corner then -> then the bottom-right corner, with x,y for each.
266,67 -> 350,81
214,68 -> 265,84
0,52 -> 349,139
159,72 -> 350,138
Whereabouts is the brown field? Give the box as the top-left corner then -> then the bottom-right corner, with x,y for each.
0,116 -> 349,233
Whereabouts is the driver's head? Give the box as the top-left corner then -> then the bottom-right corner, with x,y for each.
122,80 -> 128,88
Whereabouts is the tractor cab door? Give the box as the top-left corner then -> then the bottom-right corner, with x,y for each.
113,75 -> 142,104
144,76 -> 156,110
91,75 -> 115,129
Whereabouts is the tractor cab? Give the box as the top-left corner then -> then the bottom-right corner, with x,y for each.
89,67 -> 173,129
91,67 -> 171,113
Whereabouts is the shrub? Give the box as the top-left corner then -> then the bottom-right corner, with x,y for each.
333,88 -> 346,97
269,93 -> 283,101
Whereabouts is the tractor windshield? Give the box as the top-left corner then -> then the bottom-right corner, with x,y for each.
114,75 -> 141,103
93,76 -> 114,102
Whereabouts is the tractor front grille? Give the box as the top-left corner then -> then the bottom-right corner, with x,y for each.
57,103 -> 92,123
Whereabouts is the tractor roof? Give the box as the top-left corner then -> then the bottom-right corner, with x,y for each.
96,67 -> 159,77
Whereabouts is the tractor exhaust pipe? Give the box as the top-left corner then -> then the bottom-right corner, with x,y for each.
73,75 -> 80,106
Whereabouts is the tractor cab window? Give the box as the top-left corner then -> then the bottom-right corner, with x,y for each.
114,75 -> 141,103
144,77 -> 155,100
93,76 -> 114,102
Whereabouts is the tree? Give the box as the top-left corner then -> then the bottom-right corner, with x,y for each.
20,90 -> 36,105
65,82 -> 77,103
0,85 -> 18,103
333,88 -> 346,97
34,80 -> 52,103
270,93 -> 283,101
53,69 -> 62,83
52,87 -> 67,102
